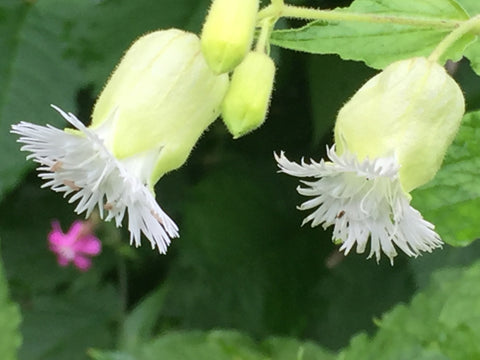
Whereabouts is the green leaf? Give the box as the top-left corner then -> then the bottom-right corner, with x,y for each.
412,110 -> 480,247
92,330 -> 267,360
142,331 -> 267,360
0,0 -> 84,199
270,0 -> 472,69
408,240 -> 480,289
261,337 -> 335,360
338,260 -> 480,359
455,0 -> 480,15
457,0 -> 480,76
19,284 -> 119,360
0,242 -> 22,360
88,350 -> 135,360
90,330 -> 334,360
464,41 -> 480,77
118,287 -> 168,352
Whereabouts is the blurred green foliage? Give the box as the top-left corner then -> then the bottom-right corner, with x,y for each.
1,0 -> 480,359
413,110 -> 480,247
0,244 -> 21,360
339,260 -> 480,359
90,330 -> 335,360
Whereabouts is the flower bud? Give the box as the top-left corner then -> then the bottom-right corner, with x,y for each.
91,29 -> 229,185
334,57 -> 465,192
201,0 -> 259,74
221,51 -> 275,138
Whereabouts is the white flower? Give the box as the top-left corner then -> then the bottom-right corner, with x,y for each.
12,105 -> 178,253
275,146 -> 442,264
11,29 -> 229,254
275,57 -> 465,263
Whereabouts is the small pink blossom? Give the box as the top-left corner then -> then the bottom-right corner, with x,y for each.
48,220 -> 101,271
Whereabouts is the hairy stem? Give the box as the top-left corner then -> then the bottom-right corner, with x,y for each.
258,4 -> 462,29
429,14 -> 480,62
256,17 -> 275,53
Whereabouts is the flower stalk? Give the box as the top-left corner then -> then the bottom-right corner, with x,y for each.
428,14 -> 480,62
258,3 -> 462,29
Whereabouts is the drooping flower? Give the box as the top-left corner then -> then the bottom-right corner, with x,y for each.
48,220 -> 101,271
12,29 -> 229,253
276,57 -> 465,264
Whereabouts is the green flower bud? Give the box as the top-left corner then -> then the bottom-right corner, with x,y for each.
334,57 -> 465,193
201,0 -> 259,74
91,29 -> 229,185
221,51 -> 275,138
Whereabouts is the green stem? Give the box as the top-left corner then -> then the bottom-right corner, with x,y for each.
258,4 -> 461,29
255,17 -> 275,53
428,14 -> 480,62
117,254 -> 128,340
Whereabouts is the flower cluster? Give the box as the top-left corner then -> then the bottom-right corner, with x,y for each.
201,0 -> 276,138
11,0 -> 466,265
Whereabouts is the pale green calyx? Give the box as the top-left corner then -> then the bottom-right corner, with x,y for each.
221,51 -> 275,138
334,57 -> 465,193
201,0 -> 259,74
91,29 -> 229,186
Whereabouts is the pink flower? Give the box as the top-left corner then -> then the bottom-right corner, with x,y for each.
48,220 -> 101,271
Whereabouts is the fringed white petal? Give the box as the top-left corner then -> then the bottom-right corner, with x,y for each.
11,105 -> 178,253
275,146 -> 442,264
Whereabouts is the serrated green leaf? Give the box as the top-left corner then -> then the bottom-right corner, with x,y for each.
412,110 -> 480,247
96,330 -> 267,360
339,261 -> 480,359
0,242 -> 22,360
0,0 -> 84,199
90,330 -> 334,360
270,0 -> 472,69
